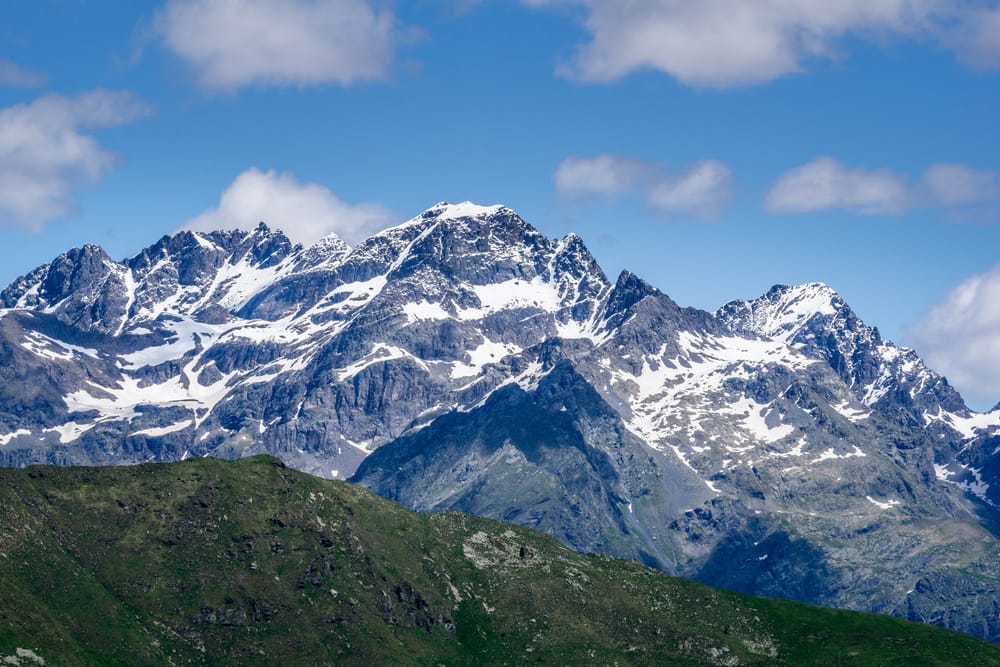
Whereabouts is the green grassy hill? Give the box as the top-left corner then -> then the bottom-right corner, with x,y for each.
0,456 -> 996,666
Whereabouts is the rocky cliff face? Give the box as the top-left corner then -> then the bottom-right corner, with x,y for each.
1,202 -> 999,640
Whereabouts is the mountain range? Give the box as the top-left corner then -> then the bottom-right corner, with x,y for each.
1,202 -> 999,641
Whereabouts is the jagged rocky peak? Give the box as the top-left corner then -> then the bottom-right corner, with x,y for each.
1,243 -> 115,310
600,270 -> 720,344
716,282 -> 849,343
340,201 -> 611,320
605,270 -> 662,314
0,243 -> 131,333
717,281 -> 879,365
378,201 -> 558,283
719,281 -> 969,417
239,201 -> 612,323
294,232 -> 351,272
0,222 -> 306,335
129,222 -> 293,276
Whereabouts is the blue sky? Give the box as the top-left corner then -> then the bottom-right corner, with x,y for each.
1,0 -> 999,406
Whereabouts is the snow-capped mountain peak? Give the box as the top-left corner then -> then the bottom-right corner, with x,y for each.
424,200 -> 510,221
718,281 -> 983,442
717,282 -> 844,344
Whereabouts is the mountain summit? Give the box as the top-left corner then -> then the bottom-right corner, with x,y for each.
1,203 -> 999,641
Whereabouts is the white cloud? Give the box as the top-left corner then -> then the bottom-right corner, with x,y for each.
524,0 -> 1000,88
0,90 -> 152,229
766,157 -> 999,217
554,154 -> 731,218
948,7 -> 1000,70
647,160 -> 732,217
765,157 -> 911,215
0,59 -> 45,88
910,263 -> 1000,408
181,168 -> 396,245
554,154 -> 649,196
921,162 -> 999,207
155,0 -> 402,92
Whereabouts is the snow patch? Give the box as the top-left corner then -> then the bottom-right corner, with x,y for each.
337,345 -> 427,381
0,428 -> 31,445
866,496 -> 901,510
769,437 -> 808,459
810,446 -> 866,464
450,339 -> 521,379
129,420 -> 193,438
936,462 -> 992,503
45,421 -> 96,444
723,397 -> 795,443
939,410 -> 1000,440
21,331 -> 99,361
460,276 -> 562,319
403,300 -> 451,323
120,319 -> 221,368
832,400 -> 871,421
430,201 -> 506,221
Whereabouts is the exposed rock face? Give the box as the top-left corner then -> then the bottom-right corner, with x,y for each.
717,283 -> 968,422
1,201 -> 1000,640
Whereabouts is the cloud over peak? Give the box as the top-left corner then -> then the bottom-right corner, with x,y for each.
181,168 -> 397,245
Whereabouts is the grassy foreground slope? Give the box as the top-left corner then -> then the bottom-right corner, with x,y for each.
0,456 -> 996,666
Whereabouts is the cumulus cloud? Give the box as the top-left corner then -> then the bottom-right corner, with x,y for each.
948,6 -> 1000,70
921,162 -> 1000,207
909,263 -> 1000,408
181,168 -> 397,245
155,0 -> 402,92
553,154 -> 649,197
524,0 -> 1000,88
0,90 -> 152,229
647,160 -> 732,217
0,59 -> 45,88
765,157 -> 999,217
554,153 -> 731,218
765,157 -> 911,215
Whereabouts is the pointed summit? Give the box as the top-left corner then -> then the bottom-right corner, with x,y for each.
717,282 -> 846,344
294,232 -> 352,272
719,281 -> 968,418
422,201 -> 510,221
1,243 -> 117,313
605,270 -> 661,315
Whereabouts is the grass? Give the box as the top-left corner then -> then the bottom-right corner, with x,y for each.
0,455 -> 996,666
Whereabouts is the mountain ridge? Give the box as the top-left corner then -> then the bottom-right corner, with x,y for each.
2,202 -> 1000,640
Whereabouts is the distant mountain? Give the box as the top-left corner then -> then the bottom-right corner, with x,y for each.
1,202 -> 999,641
718,282 -> 1000,509
2,456 -> 998,666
